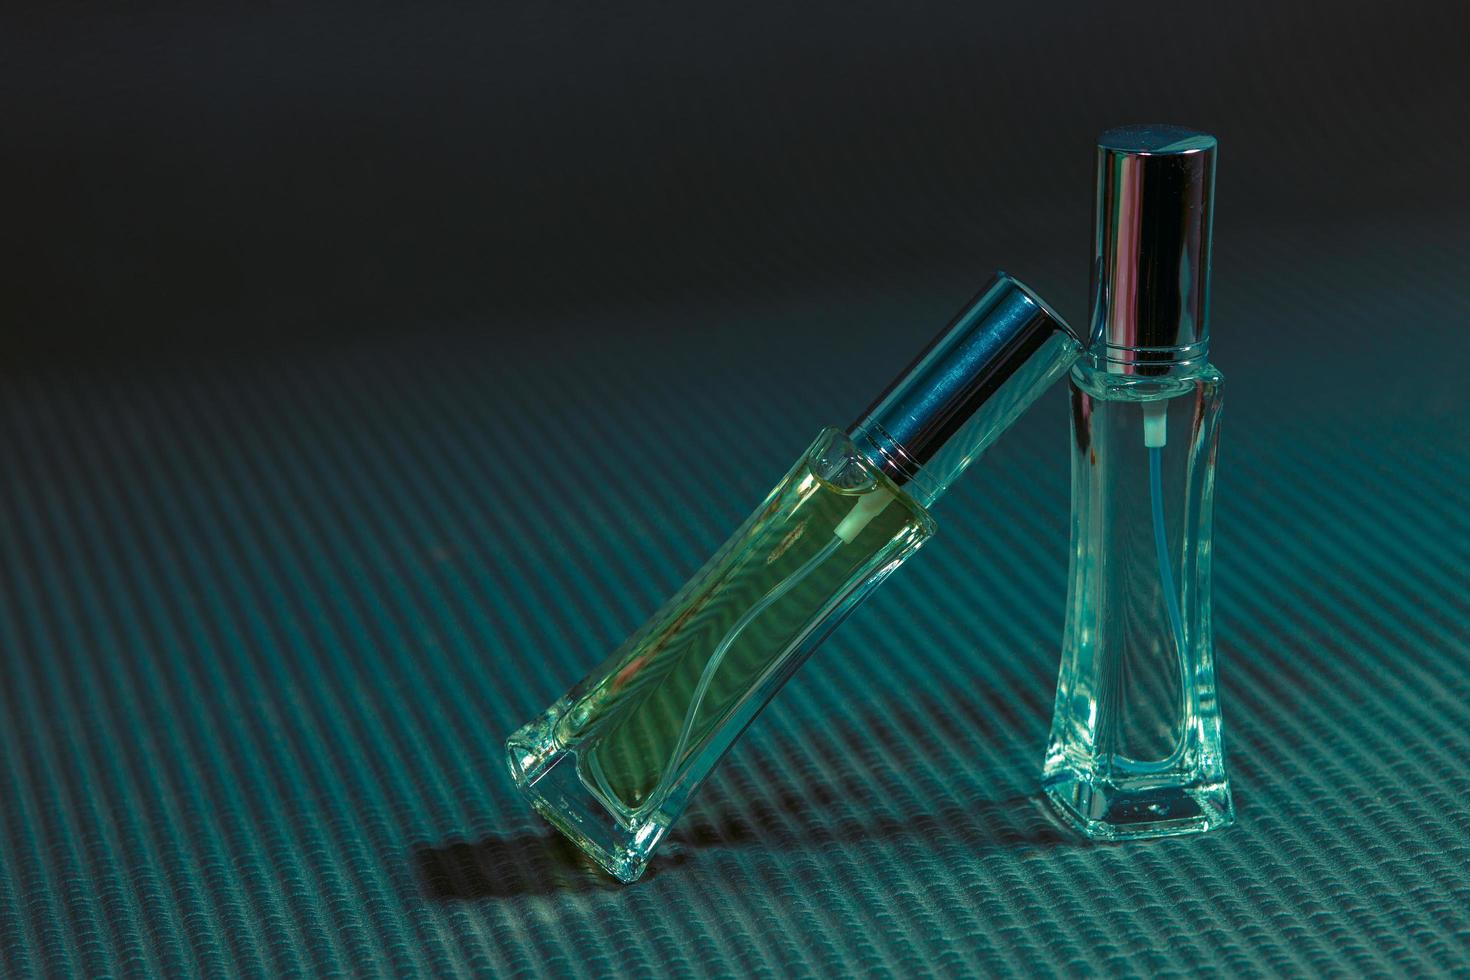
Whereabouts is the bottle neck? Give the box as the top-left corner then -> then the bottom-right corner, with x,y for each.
848,422 -> 943,508
1085,338 -> 1211,378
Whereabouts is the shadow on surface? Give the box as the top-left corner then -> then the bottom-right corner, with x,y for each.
414,833 -> 636,899
678,790 -> 1070,854
414,791 -> 1072,900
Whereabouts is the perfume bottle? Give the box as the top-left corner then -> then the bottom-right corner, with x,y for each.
508,273 -> 1080,881
1043,126 -> 1235,839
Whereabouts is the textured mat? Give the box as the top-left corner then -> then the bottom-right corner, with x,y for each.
2,215 -> 1469,977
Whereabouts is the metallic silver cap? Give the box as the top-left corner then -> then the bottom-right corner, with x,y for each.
848,272 -> 1080,507
1092,125 -> 1217,370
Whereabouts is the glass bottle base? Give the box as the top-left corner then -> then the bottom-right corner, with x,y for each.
1041,770 -> 1235,842
505,700 -> 671,884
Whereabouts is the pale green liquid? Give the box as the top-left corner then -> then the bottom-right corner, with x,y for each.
556,441 -> 929,818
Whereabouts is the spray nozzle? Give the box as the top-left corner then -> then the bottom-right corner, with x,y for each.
1143,402 -> 1168,448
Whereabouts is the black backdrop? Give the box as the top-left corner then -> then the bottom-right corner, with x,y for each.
9,2 -> 1468,362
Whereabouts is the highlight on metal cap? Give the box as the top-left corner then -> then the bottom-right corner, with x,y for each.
1092,125 -> 1217,366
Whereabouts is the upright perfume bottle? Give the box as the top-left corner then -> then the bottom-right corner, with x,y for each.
508,273 -> 1080,881
1043,126 -> 1235,839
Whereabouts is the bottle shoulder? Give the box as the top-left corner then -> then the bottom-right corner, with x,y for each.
808,427 -> 937,534
1071,361 -> 1223,402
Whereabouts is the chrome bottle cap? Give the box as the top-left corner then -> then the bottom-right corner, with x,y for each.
848,272 -> 1080,507
1092,125 -> 1217,370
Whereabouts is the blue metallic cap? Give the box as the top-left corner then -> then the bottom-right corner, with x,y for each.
848,272 -> 1080,507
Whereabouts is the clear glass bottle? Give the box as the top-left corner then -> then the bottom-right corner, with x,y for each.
508,273 -> 1080,881
1043,125 -> 1236,839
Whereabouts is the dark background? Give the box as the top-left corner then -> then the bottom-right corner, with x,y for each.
3,2 -> 1469,976
9,2 -> 1468,364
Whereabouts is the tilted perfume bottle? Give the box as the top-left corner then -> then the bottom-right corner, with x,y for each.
508,273 -> 1080,881
1043,126 -> 1235,839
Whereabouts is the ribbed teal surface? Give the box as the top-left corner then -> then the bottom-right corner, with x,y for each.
2,224 -> 1468,976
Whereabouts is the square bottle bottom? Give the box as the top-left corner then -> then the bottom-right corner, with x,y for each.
505,700 -> 672,884
1042,771 -> 1235,842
